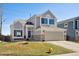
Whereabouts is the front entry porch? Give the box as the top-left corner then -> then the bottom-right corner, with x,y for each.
25,24 -> 34,40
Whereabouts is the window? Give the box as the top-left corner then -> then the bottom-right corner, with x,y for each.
41,18 -> 48,24
64,31 -> 66,33
49,19 -> 54,24
14,30 -> 22,37
75,20 -> 77,29
64,23 -> 68,28
76,32 -> 78,35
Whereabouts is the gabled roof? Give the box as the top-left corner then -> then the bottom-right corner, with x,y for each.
11,10 -> 57,26
58,16 -> 79,24
37,10 -> 56,18
42,10 -> 56,18
27,15 -> 36,21
27,10 -> 57,21
11,19 -> 26,26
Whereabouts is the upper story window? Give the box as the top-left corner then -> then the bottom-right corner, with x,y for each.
64,23 -> 68,28
75,20 -> 77,29
41,18 -> 48,24
49,19 -> 54,24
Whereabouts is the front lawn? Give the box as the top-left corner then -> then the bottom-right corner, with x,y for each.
0,41 -> 73,56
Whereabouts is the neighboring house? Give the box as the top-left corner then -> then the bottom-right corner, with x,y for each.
57,16 -> 79,41
10,10 -> 66,41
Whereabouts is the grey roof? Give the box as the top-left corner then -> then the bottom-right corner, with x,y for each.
58,16 -> 79,24
38,10 -> 56,18
27,15 -> 36,21
11,19 -> 26,26
27,10 -> 57,21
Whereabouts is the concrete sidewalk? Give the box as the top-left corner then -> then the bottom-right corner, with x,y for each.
47,41 -> 79,56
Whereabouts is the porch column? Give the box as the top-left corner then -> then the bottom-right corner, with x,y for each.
26,27 -> 28,39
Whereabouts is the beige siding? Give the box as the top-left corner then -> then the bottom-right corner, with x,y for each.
41,12 -> 55,18
40,12 -> 57,27
33,35 -> 44,41
10,21 -> 24,41
14,21 -> 23,29
32,30 -> 43,41
36,16 -> 40,28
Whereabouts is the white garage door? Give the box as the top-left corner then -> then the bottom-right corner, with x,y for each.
45,31 -> 65,41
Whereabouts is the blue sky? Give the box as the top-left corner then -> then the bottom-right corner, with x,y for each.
2,3 -> 79,35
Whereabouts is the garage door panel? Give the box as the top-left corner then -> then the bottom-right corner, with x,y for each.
45,31 -> 65,41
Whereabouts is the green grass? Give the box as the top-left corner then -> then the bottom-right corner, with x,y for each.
0,41 -> 73,56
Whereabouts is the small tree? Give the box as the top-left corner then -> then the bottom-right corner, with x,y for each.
0,4 -> 6,36
0,4 -> 3,35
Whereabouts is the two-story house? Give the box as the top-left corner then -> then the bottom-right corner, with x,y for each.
57,16 -> 79,41
10,10 -> 66,41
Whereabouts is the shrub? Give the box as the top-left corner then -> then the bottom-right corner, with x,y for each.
4,36 -> 11,42
0,35 -> 11,42
42,40 -> 45,42
27,38 -> 30,41
0,35 -> 5,41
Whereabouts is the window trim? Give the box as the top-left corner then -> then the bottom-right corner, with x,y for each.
14,30 -> 22,37
41,17 -> 55,25
64,23 -> 68,28
49,18 -> 54,24
41,17 -> 48,25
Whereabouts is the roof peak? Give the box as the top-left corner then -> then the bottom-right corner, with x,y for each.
47,9 -> 51,12
44,10 -> 52,14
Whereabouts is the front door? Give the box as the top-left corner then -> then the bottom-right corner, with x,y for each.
28,31 -> 32,38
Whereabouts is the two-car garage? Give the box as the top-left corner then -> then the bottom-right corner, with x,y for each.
44,31 -> 66,41
33,27 -> 67,41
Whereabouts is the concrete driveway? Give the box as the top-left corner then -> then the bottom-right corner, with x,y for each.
47,41 -> 79,56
